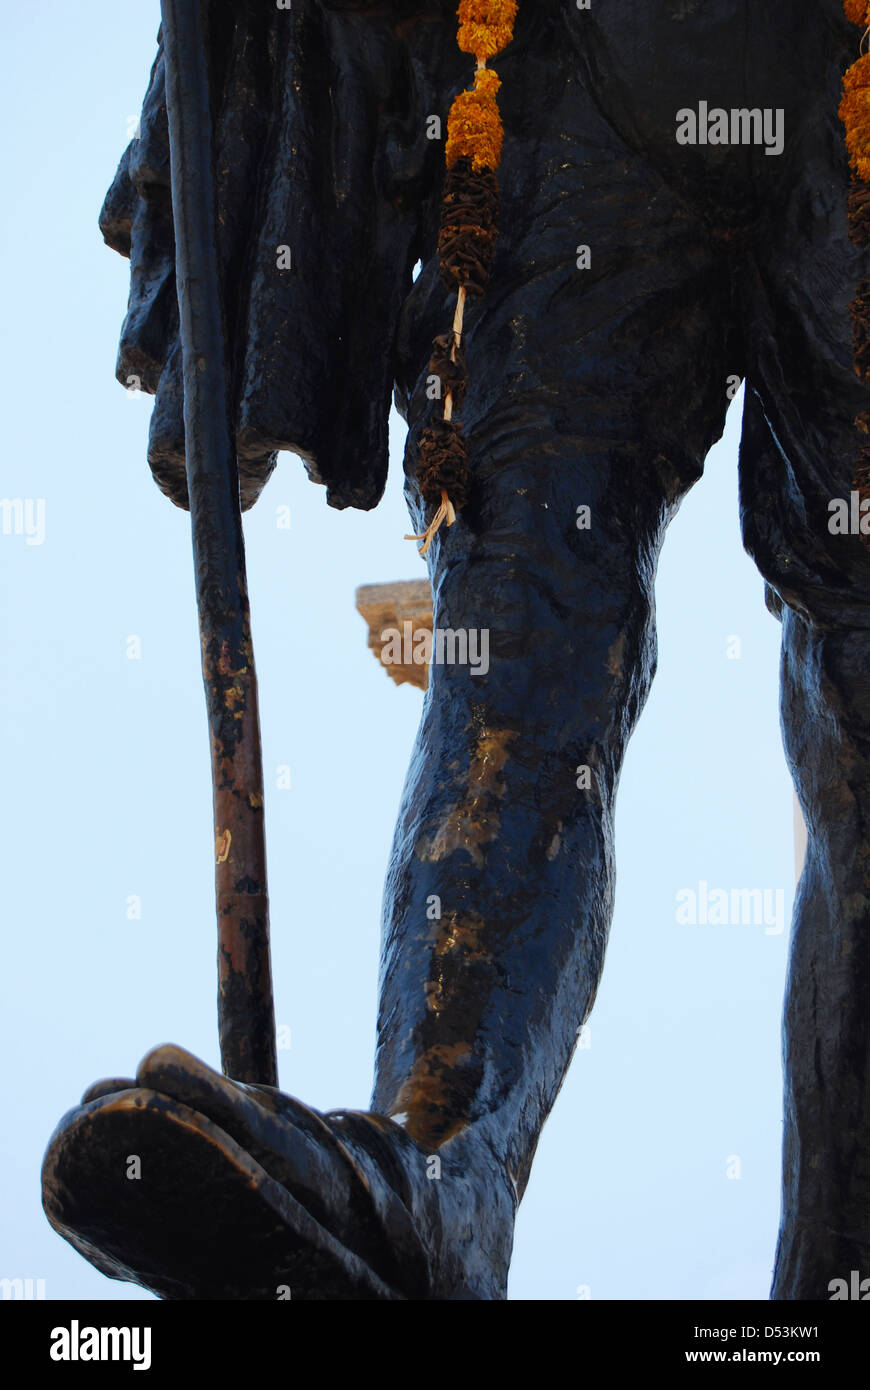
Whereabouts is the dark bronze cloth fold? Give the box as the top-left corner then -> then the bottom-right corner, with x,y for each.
101,1 -> 449,512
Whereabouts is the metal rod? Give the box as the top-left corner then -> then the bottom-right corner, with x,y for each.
160,0 -> 278,1085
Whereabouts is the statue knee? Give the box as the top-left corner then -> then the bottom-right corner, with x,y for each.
427,544 -> 657,726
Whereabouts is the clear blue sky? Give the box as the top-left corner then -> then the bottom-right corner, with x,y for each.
1,2 -> 794,1301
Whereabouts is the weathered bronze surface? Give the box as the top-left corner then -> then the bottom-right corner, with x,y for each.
43,0 -> 870,1299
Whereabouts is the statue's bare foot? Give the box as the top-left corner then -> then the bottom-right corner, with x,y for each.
42,1045 -> 514,1300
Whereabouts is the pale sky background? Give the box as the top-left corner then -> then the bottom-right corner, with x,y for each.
1,2 -> 795,1301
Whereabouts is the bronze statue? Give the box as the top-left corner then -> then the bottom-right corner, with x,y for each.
42,0 -> 870,1299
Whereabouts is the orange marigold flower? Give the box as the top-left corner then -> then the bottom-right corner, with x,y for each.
840,94 -> 870,130
457,0 -> 518,59
840,88 -> 870,125
445,86 -> 504,171
844,0 -> 870,25
458,0 -> 515,15
474,66 -> 502,99
840,56 -> 870,172
843,125 -> 870,179
842,52 -> 870,94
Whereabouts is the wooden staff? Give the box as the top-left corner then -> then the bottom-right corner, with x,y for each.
160,0 -> 278,1086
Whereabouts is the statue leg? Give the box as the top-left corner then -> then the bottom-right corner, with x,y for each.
737,142 -> 870,1292
371,407 -> 725,1295
770,601 -> 870,1298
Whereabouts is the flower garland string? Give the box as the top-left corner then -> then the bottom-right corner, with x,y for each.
406,0 -> 518,556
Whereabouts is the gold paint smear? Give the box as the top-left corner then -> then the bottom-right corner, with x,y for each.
389,1043 -> 474,1148
417,727 -> 517,868
216,829 -> 232,864
432,910 -> 490,962
426,912 -> 492,1016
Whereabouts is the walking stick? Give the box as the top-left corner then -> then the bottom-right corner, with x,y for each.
160,0 -> 278,1086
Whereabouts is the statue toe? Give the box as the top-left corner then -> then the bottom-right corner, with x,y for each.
80,1077 -> 137,1103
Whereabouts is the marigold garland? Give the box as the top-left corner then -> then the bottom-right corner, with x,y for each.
844,0 -> 870,25
417,418 -> 471,512
840,3 -> 870,541
406,1 -> 517,556
457,0 -> 518,60
438,160 -> 500,296
445,69 -> 504,171
840,52 -> 870,181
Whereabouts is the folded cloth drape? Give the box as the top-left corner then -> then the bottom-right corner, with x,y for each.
100,2 -> 439,512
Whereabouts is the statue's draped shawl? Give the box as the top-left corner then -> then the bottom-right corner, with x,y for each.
101,2 -> 435,511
